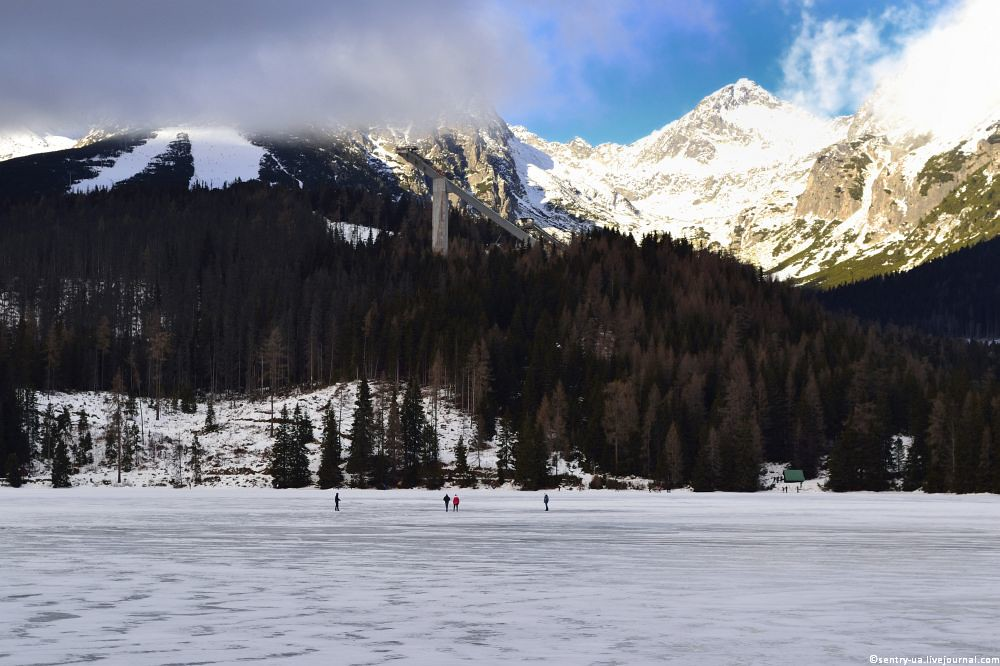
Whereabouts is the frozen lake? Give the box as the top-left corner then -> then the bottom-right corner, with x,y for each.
2,488 -> 999,664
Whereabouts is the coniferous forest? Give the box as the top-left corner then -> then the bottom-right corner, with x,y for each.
2,183 -> 1000,493
821,233 -> 1000,339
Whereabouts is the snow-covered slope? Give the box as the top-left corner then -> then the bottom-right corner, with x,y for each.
70,126 -> 266,192
25,383 -> 489,488
0,130 -> 75,161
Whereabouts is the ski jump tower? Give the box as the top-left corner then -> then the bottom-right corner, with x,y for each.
396,146 -> 561,256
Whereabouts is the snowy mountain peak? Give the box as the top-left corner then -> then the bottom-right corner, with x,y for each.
0,129 -> 75,162
696,78 -> 781,113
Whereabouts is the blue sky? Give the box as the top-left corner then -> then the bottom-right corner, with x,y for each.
501,0 -> 954,145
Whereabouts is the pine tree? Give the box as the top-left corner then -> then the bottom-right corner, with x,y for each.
1,370 -> 30,484
20,389 -> 38,461
5,453 -> 23,488
385,390 -> 402,473
495,415 -> 515,483
51,431 -> 72,488
454,435 -> 470,486
400,377 -> 426,487
716,359 -> 762,492
514,419 -> 549,490
791,371 -> 824,478
924,395 -> 953,492
122,421 -> 140,473
347,378 -> 374,486
287,411 -> 312,488
295,405 -> 314,445
105,400 -> 123,467
602,380 -> 638,474
77,410 -> 93,467
658,423 -> 684,489
317,404 -> 344,489
271,405 -> 292,488
829,400 -> 891,492
272,404 -> 312,489
691,429 -> 721,491
204,394 -> 218,432
40,403 -> 56,460
421,423 -> 442,489
56,406 -> 78,472
190,433 -> 203,485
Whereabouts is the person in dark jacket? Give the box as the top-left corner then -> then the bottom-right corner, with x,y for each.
453,495 -> 460,511
544,493 -> 549,511
444,494 -> 451,511
335,492 -> 340,511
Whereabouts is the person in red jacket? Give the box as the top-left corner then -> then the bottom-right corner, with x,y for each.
452,495 -> 460,511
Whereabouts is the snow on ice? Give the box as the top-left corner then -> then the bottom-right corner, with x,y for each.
1,488 -> 999,664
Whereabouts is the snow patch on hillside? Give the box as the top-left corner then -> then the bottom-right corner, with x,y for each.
186,127 -> 265,188
325,219 -> 393,245
70,127 -> 266,192
71,130 -> 180,193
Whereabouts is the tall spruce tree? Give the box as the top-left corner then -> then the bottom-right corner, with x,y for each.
270,405 -> 292,488
317,404 -> 344,489
1,367 -> 30,483
347,378 -> 374,486
40,403 -> 56,460
400,377 -> 426,487
658,423 -> 685,489
51,431 -> 71,488
295,405 -> 314,445
495,415 -> 515,484
454,435 -> 471,486
514,419 -> 549,490
384,391 -> 402,474
287,412 -> 312,488
204,395 -> 218,432
270,404 -> 311,488
190,433 -> 203,485
105,401 -> 123,468
5,453 -> 23,487
421,423 -> 442,489
77,410 -> 93,466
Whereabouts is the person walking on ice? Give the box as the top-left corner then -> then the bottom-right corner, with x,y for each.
443,494 -> 451,511
453,495 -> 460,512
544,493 -> 549,511
335,492 -> 340,512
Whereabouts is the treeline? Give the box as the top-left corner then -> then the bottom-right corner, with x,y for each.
821,234 -> 1000,339
2,183 -> 1000,492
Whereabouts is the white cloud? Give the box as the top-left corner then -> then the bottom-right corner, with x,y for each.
859,0 -> 1000,141
0,0 -> 721,136
0,1 -> 539,133
779,2 -> 934,117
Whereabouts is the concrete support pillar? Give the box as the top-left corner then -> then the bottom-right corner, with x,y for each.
431,177 -> 449,256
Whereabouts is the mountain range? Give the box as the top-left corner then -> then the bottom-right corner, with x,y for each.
1,78 -> 997,286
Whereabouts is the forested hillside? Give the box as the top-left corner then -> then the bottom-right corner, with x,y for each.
822,234 -> 1000,339
2,183 -> 1000,493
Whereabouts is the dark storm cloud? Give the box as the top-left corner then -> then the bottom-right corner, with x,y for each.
0,0 -> 538,132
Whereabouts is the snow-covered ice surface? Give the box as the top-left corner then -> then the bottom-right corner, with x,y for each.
2,488 -> 999,665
